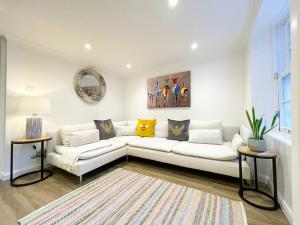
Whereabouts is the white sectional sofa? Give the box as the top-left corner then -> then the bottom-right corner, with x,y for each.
46,120 -> 251,183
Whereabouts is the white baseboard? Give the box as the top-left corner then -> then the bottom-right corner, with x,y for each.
266,176 -> 292,224
0,164 -> 45,181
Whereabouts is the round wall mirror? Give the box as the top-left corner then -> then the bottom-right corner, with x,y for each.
73,68 -> 106,104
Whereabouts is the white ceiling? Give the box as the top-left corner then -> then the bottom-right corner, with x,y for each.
0,0 -> 260,76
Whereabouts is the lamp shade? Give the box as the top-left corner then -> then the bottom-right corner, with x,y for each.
17,96 -> 52,115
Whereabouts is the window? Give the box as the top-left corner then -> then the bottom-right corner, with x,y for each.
282,74 -> 291,129
274,16 -> 291,133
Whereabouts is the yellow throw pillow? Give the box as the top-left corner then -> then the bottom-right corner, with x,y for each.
136,119 -> 156,137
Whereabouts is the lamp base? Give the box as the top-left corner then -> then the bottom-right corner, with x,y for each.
26,117 -> 42,139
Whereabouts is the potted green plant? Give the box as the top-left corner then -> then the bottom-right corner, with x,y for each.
246,107 -> 278,152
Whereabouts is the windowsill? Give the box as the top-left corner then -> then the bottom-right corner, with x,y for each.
267,131 -> 291,146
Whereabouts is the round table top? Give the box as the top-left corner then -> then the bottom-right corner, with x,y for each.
238,146 -> 277,159
12,136 -> 53,144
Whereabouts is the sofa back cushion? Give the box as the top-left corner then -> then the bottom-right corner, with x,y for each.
189,120 -> 222,130
116,125 -> 136,136
155,121 -> 168,138
113,121 -> 127,127
188,129 -> 223,145
94,119 -> 116,140
59,123 -> 99,147
63,129 -> 99,147
167,119 -> 190,141
60,123 -> 95,133
127,120 -> 138,126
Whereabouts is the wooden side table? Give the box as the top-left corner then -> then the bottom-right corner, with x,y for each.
10,136 -> 53,187
238,146 -> 279,210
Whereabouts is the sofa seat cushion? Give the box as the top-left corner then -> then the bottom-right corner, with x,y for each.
55,141 -> 126,160
171,142 -> 237,161
108,136 -> 141,144
128,137 -> 179,152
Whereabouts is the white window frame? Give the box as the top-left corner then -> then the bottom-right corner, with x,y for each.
272,5 -> 291,134
278,72 -> 291,134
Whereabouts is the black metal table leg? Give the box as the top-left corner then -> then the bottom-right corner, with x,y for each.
10,143 -> 13,185
238,153 -> 243,197
273,158 -> 279,209
41,141 -> 44,179
254,157 -> 258,190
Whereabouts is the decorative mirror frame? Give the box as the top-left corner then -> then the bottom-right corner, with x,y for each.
73,68 -> 106,104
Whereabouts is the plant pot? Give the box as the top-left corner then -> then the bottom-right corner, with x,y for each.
247,138 -> 267,152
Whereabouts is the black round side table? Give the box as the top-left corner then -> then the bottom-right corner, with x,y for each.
10,136 -> 53,187
238,146 -> 279,210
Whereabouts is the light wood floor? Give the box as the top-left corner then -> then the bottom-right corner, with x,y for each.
0,157 -> 290,225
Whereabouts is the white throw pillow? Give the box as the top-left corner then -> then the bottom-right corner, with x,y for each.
231,133 -> 246,153
60,129 -> 99,147
116,125 -> 136,136
188,129 -> 223,145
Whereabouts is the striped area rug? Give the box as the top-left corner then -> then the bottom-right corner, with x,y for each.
19,168 -> 248,225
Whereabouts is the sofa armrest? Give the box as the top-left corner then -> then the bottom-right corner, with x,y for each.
222,126 -> 240,142
240,125 -> 252,145
46,129 -> 62,154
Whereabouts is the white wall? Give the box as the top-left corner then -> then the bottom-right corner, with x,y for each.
248,28 -> 275,120
246,0 -> 292,223
245,49 -> 252,119
265,134 -> 292,222
125,53 -> 246,126
0,37 -> 7,178
2,38 -> 125,178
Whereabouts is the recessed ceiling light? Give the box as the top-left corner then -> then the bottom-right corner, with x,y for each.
168,0 -> 178,8
191,42 -> 198,50
84,43 -> 92,50
126,64 -> 132,69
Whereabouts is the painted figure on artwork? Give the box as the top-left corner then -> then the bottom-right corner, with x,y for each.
171,78 -> 180,106
180,80 -> 189,106
153,80 -> 162,107
148,91 -> 155,107
162,79 -> 170,107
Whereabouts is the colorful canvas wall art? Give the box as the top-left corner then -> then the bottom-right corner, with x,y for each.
147,71 -> 191,108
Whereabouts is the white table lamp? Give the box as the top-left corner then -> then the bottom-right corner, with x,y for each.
17,96 -> 52,139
